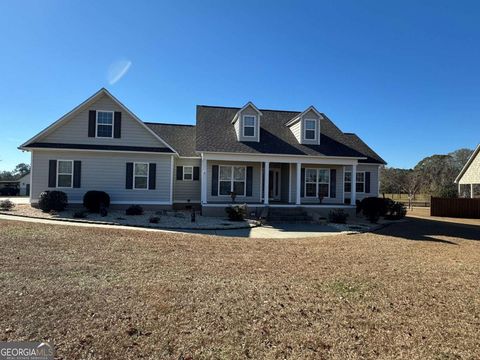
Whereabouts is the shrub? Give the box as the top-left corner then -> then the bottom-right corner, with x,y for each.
73,210 -> 87,219
358,197 -> 394,224
126,205 -> 144,216
83,191 -> 110,213
385,201 -> 407,220
38,191 -> 68,212
225,204 -> 246,221
149,216 -> 161,224
328,209 -> 349,224
0,199 -> 15,211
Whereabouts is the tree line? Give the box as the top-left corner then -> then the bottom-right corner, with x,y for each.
0,163 -> 31,181
380,148 -> 473,200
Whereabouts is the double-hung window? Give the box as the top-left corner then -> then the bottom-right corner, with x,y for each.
96,111 -> 113,138
344,171 -> 352,192
57,160 -> 73,188
183,166 -> 193,180
219,165 -> 246,196
304,119 -> 317,140
243,115 -> 256,137
356,172 -> 365,193
304,168 -> 330,198
134,162 -> 148,189
344,171 -> 365,193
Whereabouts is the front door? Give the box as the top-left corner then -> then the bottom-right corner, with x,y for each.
269,168 -> 281,201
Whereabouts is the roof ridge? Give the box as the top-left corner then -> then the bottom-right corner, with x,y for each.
144,122 -> 195,127
197,104 -> 302,114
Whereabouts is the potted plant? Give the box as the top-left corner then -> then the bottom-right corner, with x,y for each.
230,191 -> 237,203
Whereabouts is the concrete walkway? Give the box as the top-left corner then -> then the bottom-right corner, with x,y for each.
0,213 -> 344,238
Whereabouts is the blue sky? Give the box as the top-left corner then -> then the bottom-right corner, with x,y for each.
1,0 -> 479,171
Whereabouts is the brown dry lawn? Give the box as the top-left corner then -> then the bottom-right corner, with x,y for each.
0,217 -> 479,360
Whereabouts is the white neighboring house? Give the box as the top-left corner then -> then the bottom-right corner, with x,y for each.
18,173 -> 31,196
455,144 -> 480,198
19,88 -> 386,216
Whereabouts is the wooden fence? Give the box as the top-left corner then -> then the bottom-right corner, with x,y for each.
430,197 -> 480,218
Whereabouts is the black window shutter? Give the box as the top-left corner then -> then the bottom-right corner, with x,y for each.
149,163 -> 156,190
193,166 -> 200,181
48,160 -> 57,187
330,169 -> 336,198
88,110 -> 96,137
73,161 -> 81,188
176,166 -> 183,180
300,168 -> 305,197
211,165 -> 219,196
126,162 -> 133,189
365,172 -> 371,193
114,112 -> 122,138
246,166 -> 253,196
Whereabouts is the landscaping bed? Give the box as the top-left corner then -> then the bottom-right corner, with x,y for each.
0,204 -> 259,230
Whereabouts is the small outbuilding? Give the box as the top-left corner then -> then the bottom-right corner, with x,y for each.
17,173 -> 31,196
455,144 -> 480,198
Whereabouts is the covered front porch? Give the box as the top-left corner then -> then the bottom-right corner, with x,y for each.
200,152 -> 363,212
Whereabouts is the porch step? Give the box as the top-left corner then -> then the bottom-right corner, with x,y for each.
267,207 -> 312,223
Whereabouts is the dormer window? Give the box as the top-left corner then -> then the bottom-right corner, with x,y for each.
304,119 -> 317,140
243,115 -> 256,137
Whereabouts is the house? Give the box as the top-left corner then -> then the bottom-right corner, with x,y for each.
19,88 -> 386,216
455,144 -> 480,198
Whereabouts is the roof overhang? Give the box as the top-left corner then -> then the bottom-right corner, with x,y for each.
285,106 -> 324,127
231,102 -> 263,124
455,143 -> 480,183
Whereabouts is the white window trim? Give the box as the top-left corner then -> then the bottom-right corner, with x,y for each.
344,171 -> 365,194
95,110 -> 114,138
242,115 -> 256,138
133,162 -> 149,190
303,119 -> 317,141
183,166 -> 193,181
304,167 -> 330,198
56,160 -> 73,189
218,165 -> 247,196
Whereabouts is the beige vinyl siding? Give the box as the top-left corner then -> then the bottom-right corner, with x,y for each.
290,121 -> 301,143
301,164 -> 344,204
30,150 -> 172,204
344,164 -> 380,201
173,158 -> 201,203
206,160 -> 261,203
458,152 -> 480,184
40,93 -> 168,148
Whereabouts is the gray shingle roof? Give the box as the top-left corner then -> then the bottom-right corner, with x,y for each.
145,123 -> 197,157
195,106 -> 386,164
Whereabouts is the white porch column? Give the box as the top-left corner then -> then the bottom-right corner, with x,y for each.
296,162 -> 301,205
201,156 -> 207,204
458,183 -> 461,197
264,161 -> 270,205
350,164 -> 357,205
471,184 -> 474,199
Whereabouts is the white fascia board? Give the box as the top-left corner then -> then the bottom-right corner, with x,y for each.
231,101 -> 263,124
201,151 -> 362,165
455,143 -> 480,183
24,147 -> 175,156
286,105 -> 324,127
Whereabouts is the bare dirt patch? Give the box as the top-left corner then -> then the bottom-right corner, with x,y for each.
0,218 -> 479,359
